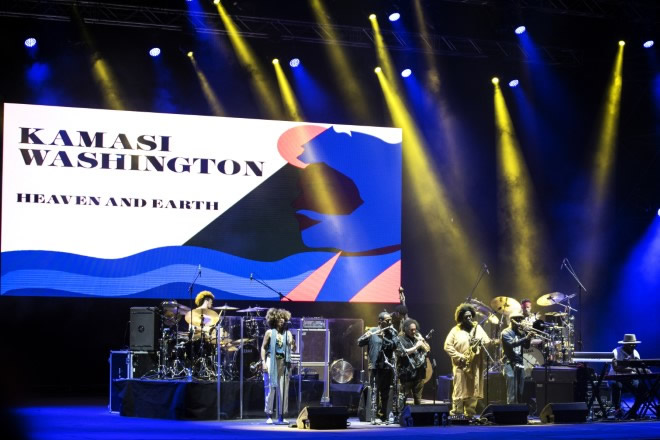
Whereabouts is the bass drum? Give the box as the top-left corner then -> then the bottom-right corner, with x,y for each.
522,347 -> 544,377
231,344 -> 260,380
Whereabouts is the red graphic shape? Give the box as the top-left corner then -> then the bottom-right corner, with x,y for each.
284,252 -> 341,301
277,125 -> 328,169
349,260 -> 401,303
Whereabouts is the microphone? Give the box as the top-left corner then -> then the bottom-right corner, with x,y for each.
483,264 -> 489,275
250,273 -> 254,281
198,264 -> 202,276
424,329 -> 435,340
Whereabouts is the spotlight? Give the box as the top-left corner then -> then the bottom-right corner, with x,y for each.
401,68 -> 412,78
389,12 -> 400,22
619,40 -> 625,46
491,77 -> 499,85
213,0 -> 220,4
657,208 -> 660,217
514,26 -> 526,35
24,37 -> 37,48
187,51 -> 193,58
289,58 -> 300,68
643,40 -> 654,48
149,47 -> 161,57
508,79 -> 519,88
369,14 -> 376,20
272,58 -> 279,65
374,66 -> 382,74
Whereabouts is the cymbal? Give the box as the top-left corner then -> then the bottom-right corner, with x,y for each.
537,292 -> 566,306
545,311 -> 568,317
230,338 -> 254,345
468,298 -> 495,315
161,301 -> 191,324
237,306 -> 269,313
185,308 -> 219,327
490,296 -> 521,315
213,304 -> 239,311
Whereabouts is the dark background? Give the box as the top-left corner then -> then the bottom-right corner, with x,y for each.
1,0 -> 658,403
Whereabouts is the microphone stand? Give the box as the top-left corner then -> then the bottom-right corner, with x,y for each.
251,273 -> 292,302
562,259 -> 587,351
465,264 -> 489,302
187,266 -> 201,381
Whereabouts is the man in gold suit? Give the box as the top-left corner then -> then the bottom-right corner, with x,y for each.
444,303 -> 494,417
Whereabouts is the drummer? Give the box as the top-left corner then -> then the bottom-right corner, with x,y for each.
520,298 -> 543,346
190,290 -> 215,333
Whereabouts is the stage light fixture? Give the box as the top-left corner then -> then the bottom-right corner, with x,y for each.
213,0 -> 220,4
643,40 -> 654,48
401,68 -> 411,78
374,66 -> 382,74
657,208 -> 660,217
619,40 -> 625,46
508,79 -> 519,88
24,37 -> 37,48
187,51 -> 193,58
289,58 -> 300,68
369,14 -> 376,20
491,77 -> 499,85
389,12 -> 400,22
149,47 -> 161,57
514,26 -> 526,35
272,58 -> 279,65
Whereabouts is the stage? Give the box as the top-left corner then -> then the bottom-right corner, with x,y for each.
9,402 -> 660,440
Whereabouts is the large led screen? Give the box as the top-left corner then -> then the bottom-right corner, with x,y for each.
1,103 -> 402,302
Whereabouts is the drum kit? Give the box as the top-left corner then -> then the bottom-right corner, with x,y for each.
151,301 -> 268,381
468,291 -> 577,374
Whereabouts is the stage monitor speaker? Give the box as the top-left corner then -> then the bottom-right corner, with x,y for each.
480,404 -> 528,425
399,404 -> 450,427
130,307 -> 159,351
296,406 -> 348,429
539,402 -> 588,423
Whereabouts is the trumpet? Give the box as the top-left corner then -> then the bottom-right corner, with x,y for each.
519,322 -> 551,340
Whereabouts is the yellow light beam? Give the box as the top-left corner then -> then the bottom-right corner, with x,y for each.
72,4 -> 124,110
493,82 -> 547,295
216,2 -> 280,119
369,15 -> 399,93
376,69 -> 485,295
272,59 -> 304,121
189,54 -> 225,116
583,42 -> 625,286
309,0 -> 370,121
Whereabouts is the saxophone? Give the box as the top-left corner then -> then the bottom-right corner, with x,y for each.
459,322 -> 481,374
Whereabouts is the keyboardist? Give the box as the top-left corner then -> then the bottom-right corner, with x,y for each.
609,333 -> 647,419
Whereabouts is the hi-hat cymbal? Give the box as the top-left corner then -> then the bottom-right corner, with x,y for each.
213,304 -> 239,311
185,308 -> 219,327
237,306 -> 269,313
230,338 -> 254,345
537,292 -> 566,306
490,296 -> 521,315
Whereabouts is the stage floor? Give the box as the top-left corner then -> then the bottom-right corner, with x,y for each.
8,402 -> 660,440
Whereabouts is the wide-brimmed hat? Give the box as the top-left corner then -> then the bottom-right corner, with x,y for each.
509,311 -> 524,321
618,334 -> 641,345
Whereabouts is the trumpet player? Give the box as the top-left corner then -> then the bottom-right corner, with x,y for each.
357,312 -> 397,424
501,311 -> 532,404
444,303 -> 493,418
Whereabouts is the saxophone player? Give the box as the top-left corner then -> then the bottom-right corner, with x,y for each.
444,303 -> 493,418
396,318 -> 431,405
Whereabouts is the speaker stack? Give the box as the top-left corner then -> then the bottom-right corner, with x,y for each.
129,307 -> 159,352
